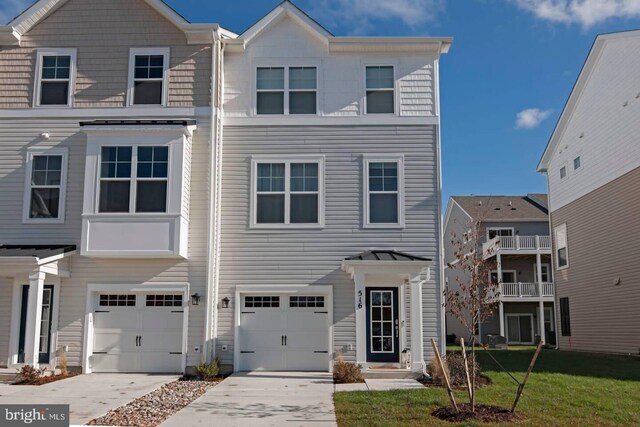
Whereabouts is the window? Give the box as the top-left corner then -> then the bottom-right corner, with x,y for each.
35,49 -> 76,107
490,270 -> 516,283
559,297 -> 571,336
534,264 -> 551,282
146,295 -> 182,307
23,149 -> 68,223
128,48 -> 169,106
256,66 -> 317,115
560,166 -> 567,179
365,66 -> 395,114
99,146 -> 169,213
573,156 -> 582,170
290,296 -> 325,308
364,156 -> 404,227
555,224 -> 568,269
487,227 -> 514,240
252,156 -> 324,227
244,296 -> 280,308
99,294 -> 136,307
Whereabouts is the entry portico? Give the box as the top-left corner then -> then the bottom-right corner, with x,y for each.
342,250 -> 432,374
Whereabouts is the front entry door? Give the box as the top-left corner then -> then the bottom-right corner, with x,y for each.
366,288 -> 400,363
18,285 -> 55,364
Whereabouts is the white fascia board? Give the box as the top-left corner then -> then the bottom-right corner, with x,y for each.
80,124 -> 196,137
0,27 -> 20,46
329,37 -> 453,54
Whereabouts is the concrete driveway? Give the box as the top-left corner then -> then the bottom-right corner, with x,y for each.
161,372 -> 337,427
0,373 -> 177,425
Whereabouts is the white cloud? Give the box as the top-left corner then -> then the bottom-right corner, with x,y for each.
515,108 -> 553,129
0,0 -> 32,25
314,0 -> 445,34
512,0 -> 640,28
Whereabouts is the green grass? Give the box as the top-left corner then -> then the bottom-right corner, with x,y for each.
334,349 -> 640,426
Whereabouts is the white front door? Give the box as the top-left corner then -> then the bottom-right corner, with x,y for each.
238,294 -> 329,371
92,293 -> 184,373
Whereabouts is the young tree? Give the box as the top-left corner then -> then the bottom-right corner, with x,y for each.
444,218 -> 500,412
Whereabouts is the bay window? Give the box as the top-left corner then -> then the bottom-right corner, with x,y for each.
252,156 -> 324,227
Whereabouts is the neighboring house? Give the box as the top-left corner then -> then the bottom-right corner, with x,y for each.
538,30 -> 640,355
444,195 -> 556,346
0,0 -> 452,376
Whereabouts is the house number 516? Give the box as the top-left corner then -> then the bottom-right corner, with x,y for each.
357,290 -> 363,309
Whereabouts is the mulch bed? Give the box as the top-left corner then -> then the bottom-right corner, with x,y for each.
14,372 -> 79,386
432,404 -> 526,423
87,379 -> 218,427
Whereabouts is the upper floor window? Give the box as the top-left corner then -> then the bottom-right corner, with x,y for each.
256,66 -> 317,115
554,223 -> 568,269
35,49 -> 76,107
99,146 -> 168,213
365,66 -> 395,114
251,156 -> 324,227
559,165 -> 567,180
573,156 -> 582,171
487,227 -> 514,240
128,48 -> 169,106
363,155 -> 404,228
23,148 -> 68,223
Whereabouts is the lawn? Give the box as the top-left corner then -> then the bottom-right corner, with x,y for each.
334,349 -> 640,426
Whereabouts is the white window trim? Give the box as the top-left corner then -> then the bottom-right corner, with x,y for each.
554,223 -> 569,270
534,263 -> 551,283
363,63 -> 398,116
559,163 -> 568,180
486,227 -> 514,241
22,147 -> 69,224
127,47 -> 170,107
573,153 -> 583,172
544,307 -> 555,332
253,65 -> 320,116
95,143 -> 172,215
250,154 -> 325,229
363,154 -> 405,229
33,48 -> 77,108
490,269 -> 517,282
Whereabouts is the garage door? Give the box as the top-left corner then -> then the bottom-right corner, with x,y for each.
239,294 -> 329,371
92,293 -> 184,373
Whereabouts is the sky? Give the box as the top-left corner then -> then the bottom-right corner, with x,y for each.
3,0 -> 640,205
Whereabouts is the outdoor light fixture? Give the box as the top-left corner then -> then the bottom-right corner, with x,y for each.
221,297 -> 231,309
191,293 -> 201,306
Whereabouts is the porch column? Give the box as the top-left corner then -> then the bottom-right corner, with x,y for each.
536,253 -> 545,344
410,276 -> 425,372
497,253 -> 505,337
24,269 -> 45,367
354,272 -> 366,366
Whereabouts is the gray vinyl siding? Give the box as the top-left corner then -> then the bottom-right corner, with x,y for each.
0,117 -> 211,368
0,0 -> 211,108
217,125 -> 442,366
551,166 -> 640,355
0,277 -> 12,367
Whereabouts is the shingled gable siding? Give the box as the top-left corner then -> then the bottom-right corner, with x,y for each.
0,0 -> 211,108
551,166 -> 640,355
215,125 -> 442,367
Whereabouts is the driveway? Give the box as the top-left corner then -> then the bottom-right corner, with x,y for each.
0,373 -> 177,425
161,372 -> 337,427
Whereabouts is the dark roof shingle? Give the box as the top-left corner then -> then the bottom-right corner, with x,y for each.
345,250 -> 431,262
452,195 -> 549,221
0,245 -> 76,259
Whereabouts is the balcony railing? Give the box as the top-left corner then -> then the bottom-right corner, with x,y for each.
500,282 -> 554,298
483,235 -> 551,257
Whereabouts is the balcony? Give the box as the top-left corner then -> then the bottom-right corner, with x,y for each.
483,235 -> 551,258
500,282 -> 554,299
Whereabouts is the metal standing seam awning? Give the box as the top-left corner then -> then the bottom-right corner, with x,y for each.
0,245 -> 76,277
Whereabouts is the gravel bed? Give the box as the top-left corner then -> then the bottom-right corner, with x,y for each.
88,379 -> 216,427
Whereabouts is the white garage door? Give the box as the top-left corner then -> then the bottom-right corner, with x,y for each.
92,293 -> 184,373
239,294 -> 329,371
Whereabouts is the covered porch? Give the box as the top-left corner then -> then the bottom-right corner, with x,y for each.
0,245 -> 76,369
342,250 -> 433,374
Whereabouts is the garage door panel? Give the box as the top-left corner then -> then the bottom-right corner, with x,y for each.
141,352 -> 182,373
284,330 -> 328,351
140,331 -> 182,352
93,330 -> 138,352
93,311 -> 138,329
286,312 -> 328,330
239,351 -> 285,371
91,352 -> 140,373
284,351 -> 329,371
241,312 -> 284,330
141,310 -> 184,330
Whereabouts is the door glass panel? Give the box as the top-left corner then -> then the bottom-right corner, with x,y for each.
507,316 -> 519,342
519,316 -> 533,343
370,290 -> 394,354
39,288 -> 52,353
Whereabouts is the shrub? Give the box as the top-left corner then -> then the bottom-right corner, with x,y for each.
16,365 -> 46,383
428,353 -> 480,387
333,353 -> 363,384
195,359 -> 220,381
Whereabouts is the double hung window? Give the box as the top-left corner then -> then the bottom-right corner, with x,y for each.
35,49 -> 76,106
23,149 -> 68,223
256,66 -> 317,115
365,66 -> 395,114
364,156 -> 404,227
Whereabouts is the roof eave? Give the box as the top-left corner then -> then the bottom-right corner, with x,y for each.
329,37 -> 453,54
0,26 -> 20,46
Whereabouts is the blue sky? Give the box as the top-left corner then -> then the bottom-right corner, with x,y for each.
3,0 -> 640,204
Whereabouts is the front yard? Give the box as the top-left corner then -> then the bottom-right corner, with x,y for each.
334,349 -> 640,426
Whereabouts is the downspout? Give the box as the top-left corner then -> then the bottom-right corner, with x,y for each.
204,30 -> 224,363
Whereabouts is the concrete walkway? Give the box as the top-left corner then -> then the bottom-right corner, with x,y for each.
334,379 -> 424,392
0,373 -> 177,425
161,372 -> 337,427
